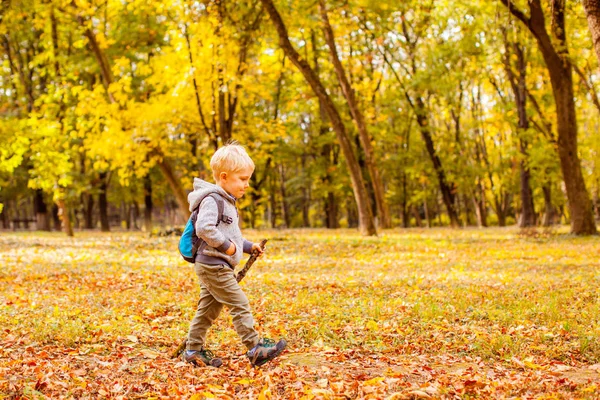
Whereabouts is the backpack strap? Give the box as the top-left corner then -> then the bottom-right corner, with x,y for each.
190,208 -> 201,257
207,193 -> 226,226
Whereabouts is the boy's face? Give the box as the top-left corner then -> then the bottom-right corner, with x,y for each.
218,167 -> 254,199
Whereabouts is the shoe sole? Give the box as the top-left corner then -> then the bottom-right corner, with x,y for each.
183,354 -> 222,368
252,343 -> 287,367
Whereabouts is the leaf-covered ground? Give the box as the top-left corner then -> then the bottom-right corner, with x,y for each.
1,227 -> 600,399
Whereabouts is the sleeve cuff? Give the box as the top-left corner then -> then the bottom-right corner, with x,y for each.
217,240 -> 232,253
243,240 -> 253,254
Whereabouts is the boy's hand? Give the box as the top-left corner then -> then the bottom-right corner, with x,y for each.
225,242 -> 236,256
251,242 -> 265,256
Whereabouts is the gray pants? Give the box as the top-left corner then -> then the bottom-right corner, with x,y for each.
186,262 -> 259,351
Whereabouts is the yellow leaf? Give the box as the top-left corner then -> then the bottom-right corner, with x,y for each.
363,377 -> 385,386
192,392 -> 215,399
524,360 -> 544,370
258,386 -> 271,400
366,320 -> 379,331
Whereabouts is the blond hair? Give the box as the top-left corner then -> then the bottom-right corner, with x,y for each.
210,142 -> 255,181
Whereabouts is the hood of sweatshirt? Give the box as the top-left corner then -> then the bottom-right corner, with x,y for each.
187,178 -> 236,212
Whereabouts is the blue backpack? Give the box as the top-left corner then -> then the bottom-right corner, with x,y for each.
178,193 -> 226,263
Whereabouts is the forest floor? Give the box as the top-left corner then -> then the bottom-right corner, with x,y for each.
1,226 -> 600,399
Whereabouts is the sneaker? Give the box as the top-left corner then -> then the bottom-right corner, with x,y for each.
247,338 -> 287,367
182,349 -> 223,367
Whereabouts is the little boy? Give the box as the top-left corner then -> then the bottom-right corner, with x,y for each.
183,142 -> 286,368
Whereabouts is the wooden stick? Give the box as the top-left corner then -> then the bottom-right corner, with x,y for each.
171,239 -> 268,359
236,239 -> 268,282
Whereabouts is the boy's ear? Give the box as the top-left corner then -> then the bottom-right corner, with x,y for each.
219,172 -> 228,181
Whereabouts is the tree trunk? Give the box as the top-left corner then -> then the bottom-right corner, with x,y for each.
51,203 -> 61,231
122,201 -> 131,230
500,0 -> 597,235
156,159 -> 191,221
318,0 -> 390,229
583,0 -> 600,69
132,202 -> 139,230
84,193 -> 94,229
56,199 -> 73,237
260,0 -> 376,235
423,199 -> 432,228
83,26 -> 115,103
302,186 -> 310,228
311,30 -> 338,230
542,184 -> 557,226
472,180 -> 488,227
346,199 -> 358,228
462,194 -> 475,226
593,182 -> 600,220
99,172 -> 110,232
144,174 -> 153,232
34,190 -> 50,231
183,24 -> 214,145
268,172 -> 278,228
1,199 -> 8,229
401,173 -> 409,228
325,192 -> 338,229
278,164 -> 291,228
412,205 -> 422,228
504,39 -> 536,227
497,204 -> 507,227
414,102 -> 461,227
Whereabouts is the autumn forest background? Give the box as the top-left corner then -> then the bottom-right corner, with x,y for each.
2,0 -> 600,398
1,0 -> 599,236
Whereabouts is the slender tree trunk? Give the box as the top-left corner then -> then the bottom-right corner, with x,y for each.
51,203 -> 61,231
401,173 -> 409,228
84,194 -> 94,229
414,103 -> 461,227
260,0 -> 376,235
412,205 -> 422,228
99,172 -> 110,232
156,159 -> 190,221
56,199 -> 73,237
583,0 -> 600,68
122,202 -> 131,230
318,0 -> 390,229
472,180 -> 488,227
424,199 -> 432,228
1,199 -> 8,229
144,174 -> 153,232
517,140 -> 536,227
183,24 -> 214,145
301,154 -> 311,228
134,202 -> 140,230
593,182 -> 600,220
325,192 -> 338,229
311,30 -> 339,229
83,26 -> 115,103
542,184 -> 557,226
278,164 -> 291,228
346,199 -> 358,228
34,190 -> 50,231
270,195 -> 277,228
462,194 -> 475,226
496,201 -> 507,227
504,39 -> 536,227
500,0 -> 597,234
472,196 -> 483,227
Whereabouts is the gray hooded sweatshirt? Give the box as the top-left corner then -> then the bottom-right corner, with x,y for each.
188,178 -> 253,268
